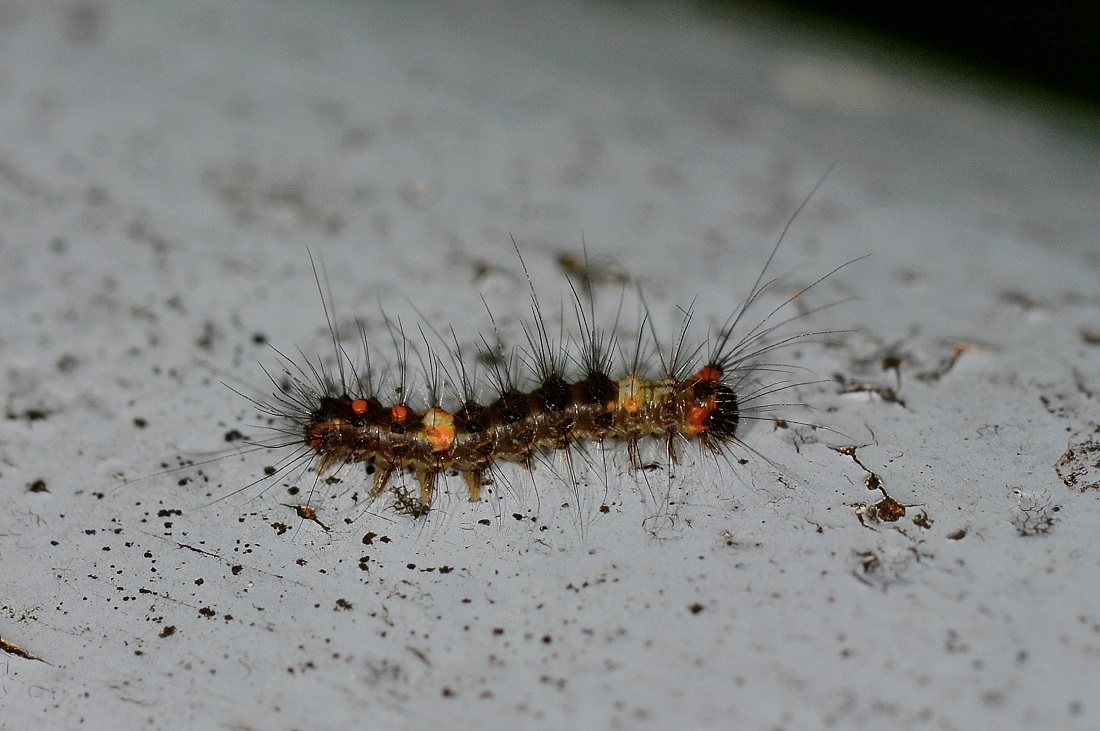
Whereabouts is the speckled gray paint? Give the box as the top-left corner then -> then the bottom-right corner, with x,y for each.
1,2 -> 1099,730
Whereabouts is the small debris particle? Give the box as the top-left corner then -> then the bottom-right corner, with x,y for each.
0,636 -> 44,662
1055,430 -> 1100,492
285,504 -> 329,530
835,379 -> 906,406
195,320 -> 221,351
875,496 -> 906,522
8,408 -> 49,421
914,340 -> 994,382
56,353 -> 79,372
159,626 -> 177,638
911,511 -> 934,529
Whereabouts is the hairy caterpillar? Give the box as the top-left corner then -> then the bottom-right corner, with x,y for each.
236,178 -> 858,519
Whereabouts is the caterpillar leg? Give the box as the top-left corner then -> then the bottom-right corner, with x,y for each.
415,468 -> 438,509
461,470 -> 483,501
371,464 -> 393,496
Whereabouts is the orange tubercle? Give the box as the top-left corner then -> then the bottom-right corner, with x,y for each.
351,398 -> 369,415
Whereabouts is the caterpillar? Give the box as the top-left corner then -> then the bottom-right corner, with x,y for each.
236,178 -> 859,520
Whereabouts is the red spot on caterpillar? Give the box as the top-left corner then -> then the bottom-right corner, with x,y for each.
351,398 -> 369,415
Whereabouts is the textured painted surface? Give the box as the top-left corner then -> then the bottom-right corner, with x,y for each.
1,2 -> 1098,729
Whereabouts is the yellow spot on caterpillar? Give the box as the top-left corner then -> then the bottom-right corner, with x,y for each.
422,408 -> 456,452
618,375 -> 643,413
